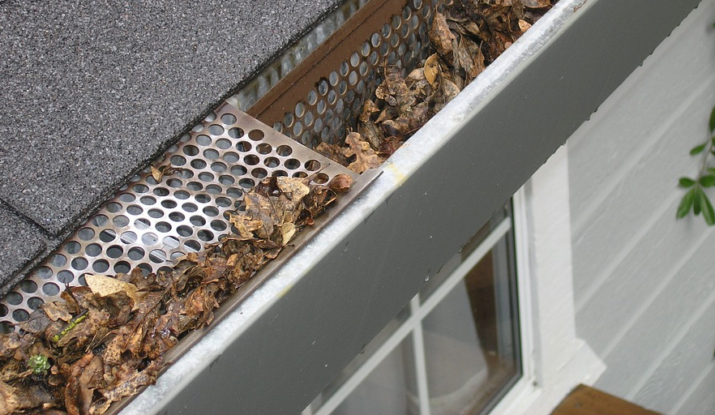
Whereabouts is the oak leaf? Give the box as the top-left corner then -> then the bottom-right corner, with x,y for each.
342,132 -> 383,174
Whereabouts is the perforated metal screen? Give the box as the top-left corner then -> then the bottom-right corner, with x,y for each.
264,0 -> 435,148
0,105 -> 357,327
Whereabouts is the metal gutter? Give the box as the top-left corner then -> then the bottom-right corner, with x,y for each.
123,0 -> 702,413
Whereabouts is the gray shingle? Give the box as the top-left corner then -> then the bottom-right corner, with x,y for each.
0,205 -> 46,290
0,0 -> 341,235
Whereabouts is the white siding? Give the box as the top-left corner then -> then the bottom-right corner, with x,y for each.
567,0 -> 715,413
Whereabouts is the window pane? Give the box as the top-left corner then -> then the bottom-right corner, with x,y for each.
332,336 -> 417,415
304,305 -> 411,413
421,235 -> 519,414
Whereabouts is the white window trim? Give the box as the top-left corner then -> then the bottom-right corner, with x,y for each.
490,144 -> 605,415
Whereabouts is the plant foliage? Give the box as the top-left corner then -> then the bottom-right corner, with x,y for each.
677,105 -> 715,226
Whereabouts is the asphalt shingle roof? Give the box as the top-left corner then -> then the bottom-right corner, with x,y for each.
0,0 -> 342,292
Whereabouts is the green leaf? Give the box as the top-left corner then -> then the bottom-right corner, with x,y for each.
677,188 -> 696,218
710,106 -> 715,133
700,175 -> 715,187
694,187 -> 702,215
700,189 -> 715,225
679,177 -> 696,187
708,167 -> 715,175
690,143 -> 706,155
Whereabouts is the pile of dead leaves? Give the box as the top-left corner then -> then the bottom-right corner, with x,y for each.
0,174 -> 351,415
316,0 -> 555,173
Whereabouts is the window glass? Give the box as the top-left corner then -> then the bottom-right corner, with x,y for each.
333,337 -> 417,414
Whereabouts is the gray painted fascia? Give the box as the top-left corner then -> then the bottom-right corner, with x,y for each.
136,0 -> 701,413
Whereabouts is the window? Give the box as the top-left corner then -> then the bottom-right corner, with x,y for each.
303,204 -> 521,415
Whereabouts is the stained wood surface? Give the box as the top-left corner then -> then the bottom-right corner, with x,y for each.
552,385 -> 661,415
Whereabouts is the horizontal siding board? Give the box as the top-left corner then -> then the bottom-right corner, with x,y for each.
591,227 -> 715,393
572,92 -> 715,344
673,364 -> 715,415
575,195 -> 711,355
630,299 -> 715,413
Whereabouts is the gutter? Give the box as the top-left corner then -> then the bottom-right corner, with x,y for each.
121,0 -> 701,413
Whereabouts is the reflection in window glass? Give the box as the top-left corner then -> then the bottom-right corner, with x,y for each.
333,337 -> 417,414
304,204 -> 519,415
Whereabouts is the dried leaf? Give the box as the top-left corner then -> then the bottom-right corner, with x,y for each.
358,120 -> 384,151
0,381 -> 18,414
315,142 -> 349,166
429,12 -> 456,61
276,176 -> 310,201
359,99 -> 381,123
433,78 -> 461,113
100,360 -> 161,404
522,0 -> 551,8
342,132 -> 384,174
328,174 -> 353,193
280,222 -> 297,245
518,19 -> 532,32
85,274 -> 139,309
150,165 -> 162,182
43,301 -> 74,322
150,164 -> 181,183
424,54 -> 440,87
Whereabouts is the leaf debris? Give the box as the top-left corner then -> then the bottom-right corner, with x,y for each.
318,0 -> 555,173
0,177 -> 345,414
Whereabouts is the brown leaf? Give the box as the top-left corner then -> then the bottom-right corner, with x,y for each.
0,381 -> 19,414
342,132 -> 383,174
424,54 -> 440,87
522,0 -> 551,8
150,164 -> 182,183
150,165 -> 163,183
276,176 -> 310,202
85,274 -> 139,310
406,67 -> 425,82
454,36 -> 485,83
100,360 -> 161,405
328,174 -> 353,194
429,12 -> 456,61
433,78 -> 461,113
315,142 -> 349,167
65,353 -> 103,415
358,120 -> 384,151
43,301 -> 74,322
375,106 -> 397,124
280,222 -> 297,245
381,118 -> 411,139
359,99 -> 381,123
379,136 -> 404,157
18,309 -> 52,335
518,19 -> 532,32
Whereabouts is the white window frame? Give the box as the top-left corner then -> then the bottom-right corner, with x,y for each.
490,144 -> 605,415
